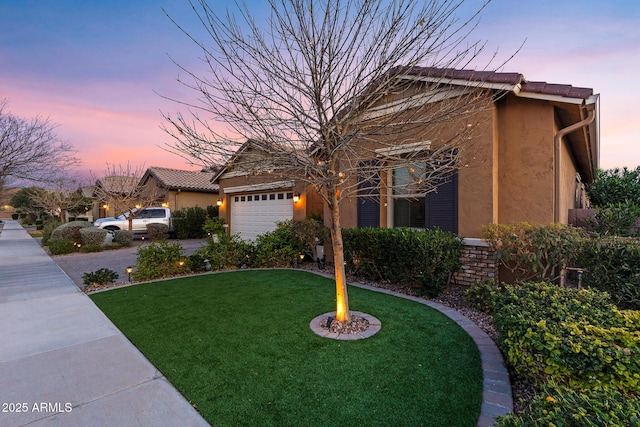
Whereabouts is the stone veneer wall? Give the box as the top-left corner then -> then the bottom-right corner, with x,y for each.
451,238 -> 498,287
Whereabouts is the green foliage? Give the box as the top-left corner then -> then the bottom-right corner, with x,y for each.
146,223 -> 169,241
496,383 -> 640,427
342,227 -> 464,296
589,200 -> 640,237
253,220 -> 302,267
195,232 -> 253,270
187,252 -> 208,272
203,217 -> 226,236
9,186 -> 47,220
172,206 -> 209,239
79,226 -> 107,246
80,243 -> 104,253
205,204 -> 218,219
48,238 -> 76,255
465,279 -> 500,314
586,166 -> 640,208
113,230 -> 134,246
41,217 -> 63,245
482,223 -> 586,282
82,268 -> 118,286
291,216 -> 329,259
575,236 -> 640,310
50,220 -> 93,244
493,282 -> 640,393
133,241 -> 190,281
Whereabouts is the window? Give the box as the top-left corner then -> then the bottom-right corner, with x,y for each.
392,163 -> 427,228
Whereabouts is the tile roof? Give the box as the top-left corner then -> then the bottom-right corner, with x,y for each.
401,66 -> 594,101
145,167 -> 220,193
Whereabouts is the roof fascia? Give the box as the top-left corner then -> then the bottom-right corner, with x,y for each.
401,74 -> 519,92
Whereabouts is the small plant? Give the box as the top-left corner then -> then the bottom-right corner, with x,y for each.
133,241 -> 190,281
113,230 -> 134,246
253,220 -> 301,268
82,268 -> 119,286
41,218 -> 63,245
146,223 -> 169,241
48,238 -> 76,255
465,279 -> 500,314
80,243 -> 104,253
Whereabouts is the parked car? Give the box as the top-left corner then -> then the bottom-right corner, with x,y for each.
93,209 -> 137,227
95,207 -> 171,233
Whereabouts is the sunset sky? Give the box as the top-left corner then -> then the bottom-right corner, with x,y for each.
1,0 -> 638,179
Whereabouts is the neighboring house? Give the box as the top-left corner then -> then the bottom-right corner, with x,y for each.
93,175 -> 140,218
213,142 -> 324,241
336,67 -> 599,238
138,166 -> 220,212
213,67 -> 599,242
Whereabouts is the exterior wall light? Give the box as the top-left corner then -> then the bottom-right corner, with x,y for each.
293,193 -> 300,203
217,198 -> 223,206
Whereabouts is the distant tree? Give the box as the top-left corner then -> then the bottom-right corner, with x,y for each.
9,186 -> 48,220
0,99 -> 80,197
586,166 -> 640,207
163,0 -> 504,322
91,163 -> 163,230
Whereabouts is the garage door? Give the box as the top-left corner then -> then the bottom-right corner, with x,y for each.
230,191 -> 294,241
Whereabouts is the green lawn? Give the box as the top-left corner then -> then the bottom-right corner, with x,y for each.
90,270 -> 482,426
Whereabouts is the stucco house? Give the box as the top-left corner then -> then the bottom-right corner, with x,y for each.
138,166 -> 220,211
214,67 -> 599,245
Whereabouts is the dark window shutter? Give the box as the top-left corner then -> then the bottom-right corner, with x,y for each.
425,173 -> 458,233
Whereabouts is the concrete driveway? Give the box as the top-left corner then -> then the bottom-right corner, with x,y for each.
52,238 -> 208,288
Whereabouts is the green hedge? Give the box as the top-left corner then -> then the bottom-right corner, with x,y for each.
133,241 -> 189,281
48,238 -> 76,255
575,236 -> 640,310
79,226 -> 107,246
342,227 -> 463,296
113,230 -> 134,246
172,206 -> 211,239
493,282 -> 640,394
253,220 -> 303,268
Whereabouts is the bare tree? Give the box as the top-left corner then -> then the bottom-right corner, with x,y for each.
91,163 -> 163,230
163,0 -> 503,322
30,180 -> 93,221
0,99 -> 80,197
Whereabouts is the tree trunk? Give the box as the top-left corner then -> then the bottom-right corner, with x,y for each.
328,190 -> 350,322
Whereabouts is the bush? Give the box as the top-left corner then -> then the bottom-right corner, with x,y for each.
575,236 -> 640,310
253,220 -> 302,268
188,252 -> 209,273
493,282 -> 640,393
41,218 -> 63,245
80,243 -> 103,253
50,221 -> 93,244
342,227 -> 463,296
82,268 -> 119,286
146,223 -> 169,241
291,217 -> 330,260
79,226 -> 108,246
196,232 -> 254,271
482,223 -> 585,282
588,201 -> 640,237
465,279 -> 500,314
113,230 -> 134,246
48,239 -> 77,255
496,383 -> 640,427
133,241 -> 190,281
203,217 -> 226,236
172,206 -> 209,239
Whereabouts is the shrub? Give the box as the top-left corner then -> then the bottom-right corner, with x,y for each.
496,383 -> 640,427
493,282 -> 640,393
146,223 -> 169,241
291,217 -> 330,260
50,221 -> 93,244
82,268 -> 118,286
575,236 -> 640,310
203,217 -> 226,236
465,279 -> 500,314
188,252 -> 209,273
342,227 -> 463,296
79,226 -> 108,246
113,230 -> 134,246
80,243 -> 103,253
196,232 -> 254,271
48,239 -> 77,255
253,220 -> 302,268
588,201 -> 640,237
482,223 -> 585,282
172,206 -> 209,239
133,241 -> 190,281
41,218 -> 63,245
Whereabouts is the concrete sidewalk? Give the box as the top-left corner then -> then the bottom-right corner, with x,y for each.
0,220 -> 209,427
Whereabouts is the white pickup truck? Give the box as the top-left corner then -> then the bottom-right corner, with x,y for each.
95,207 -> 172,233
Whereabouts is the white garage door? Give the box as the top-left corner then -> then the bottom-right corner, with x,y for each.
230,191 -> 294,241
